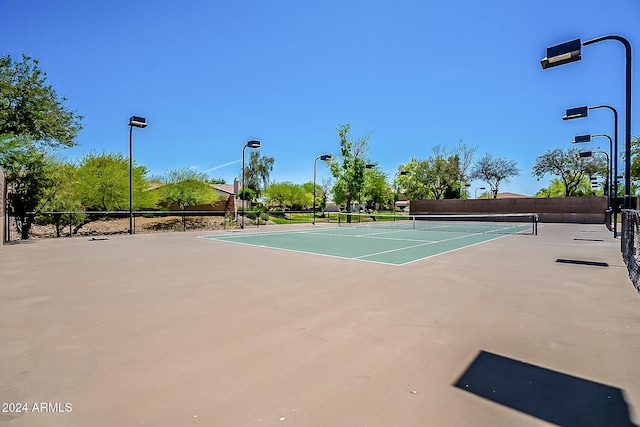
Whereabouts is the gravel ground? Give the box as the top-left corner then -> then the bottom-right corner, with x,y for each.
6,215 -> 236,240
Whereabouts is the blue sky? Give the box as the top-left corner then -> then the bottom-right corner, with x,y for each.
1,0 -> 638,196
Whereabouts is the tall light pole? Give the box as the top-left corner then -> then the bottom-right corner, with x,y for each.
128,116 -> 147,235
541,35 -> 632,208
574,134 -> 615,236
241,140 -> 261,229
392,170 -> 409,213
564,105 -> 619,219
475,187 -> 486,199
313,154 -> 332,225
579,150 -> 610,197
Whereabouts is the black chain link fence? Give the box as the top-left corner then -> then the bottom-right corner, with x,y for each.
621,209 -> 640,293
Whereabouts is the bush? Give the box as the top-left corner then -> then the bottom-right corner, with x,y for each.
271,208 -> 286,218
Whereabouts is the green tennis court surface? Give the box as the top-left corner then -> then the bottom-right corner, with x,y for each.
202,218 -> 536,266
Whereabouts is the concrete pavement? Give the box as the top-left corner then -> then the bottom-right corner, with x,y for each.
0,223 -> 638,426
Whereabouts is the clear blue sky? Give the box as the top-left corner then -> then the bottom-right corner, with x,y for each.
1,0 -> 638,196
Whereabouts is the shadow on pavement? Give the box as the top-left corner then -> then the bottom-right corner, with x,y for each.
454,350 -> 637,426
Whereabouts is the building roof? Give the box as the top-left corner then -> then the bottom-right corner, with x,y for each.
211,183 -> 235,195
496,192 -> 530,199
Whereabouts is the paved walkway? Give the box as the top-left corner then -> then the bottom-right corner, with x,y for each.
0,223 -> 638,426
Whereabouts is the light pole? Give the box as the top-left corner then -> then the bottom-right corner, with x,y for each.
576,141 -> 614,236
241,140 -> 261,229
128,116 -> 147,235
564,105 -> 619,219
462,183 -> 471,198
313,154 -> 332,225
541,35 -> 632,208
579,150 -> 610,195
475,187 -> 486,199
393,170 -> 409,213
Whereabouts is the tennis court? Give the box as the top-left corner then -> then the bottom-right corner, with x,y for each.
202,213 -> 538,265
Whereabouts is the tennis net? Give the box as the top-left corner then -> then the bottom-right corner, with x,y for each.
328,212 -> 538,235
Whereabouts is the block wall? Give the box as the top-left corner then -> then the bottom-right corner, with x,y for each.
410,196 -> 607,223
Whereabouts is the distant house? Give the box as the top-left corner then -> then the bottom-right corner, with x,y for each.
495,192 -> 530,199
144,178 -> 238,213
211,181 -> 236,199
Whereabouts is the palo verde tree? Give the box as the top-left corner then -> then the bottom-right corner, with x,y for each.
264,182 -> 312,210
38,158 -> 84,236
471,153 -> 520,198
75,151 -> 153,211
160,168 -> 218,210
158,168 -> 218,230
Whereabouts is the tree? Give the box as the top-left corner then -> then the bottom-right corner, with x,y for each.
396,146 -> 463,201
243,151 -> 274,198
362,167 -> 391,209
531,148 -> 601,197
38,159 -> 84,237
329,123 -> 372,217
319,177 -> 332,213
471,154 -> 520,198
75,151 -> 152,211
160,168 -> 218,210
265,182 -> 312,210
453,140 -> 477,192
429,146 -> 461,199
208,177 -> 227,184
0,54 -> 82,149
629,136 -> 640,188
1,54 -> 83,239
236,187 -> 256,204
1,143 -> 57,239
397,158 -> 431,200
534,178 -> 595,198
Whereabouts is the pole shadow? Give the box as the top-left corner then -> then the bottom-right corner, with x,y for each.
454,350 -> 637,426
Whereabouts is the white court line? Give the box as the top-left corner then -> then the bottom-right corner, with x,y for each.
202,227 -> 436,243
353,230 -> 499,260
308,230 -> 436,243
201,224 -> 532,266
204,237 -> 402,267
392,234 -> 512,266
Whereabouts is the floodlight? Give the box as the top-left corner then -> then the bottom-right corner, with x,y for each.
129,116 -> 148,128
573,134 -> 592,144
541,39 -> 582,69
563,106 -> 588,121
